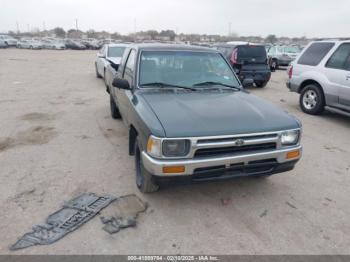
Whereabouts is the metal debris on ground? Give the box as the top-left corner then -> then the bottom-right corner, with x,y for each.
10,193 -> 116,251
100,194 -> 147,234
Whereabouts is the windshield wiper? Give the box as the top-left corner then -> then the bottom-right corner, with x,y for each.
193,81 -> 240,90
141,82 -> 197,91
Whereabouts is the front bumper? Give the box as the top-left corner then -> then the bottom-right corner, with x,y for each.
142,145 -> 302,177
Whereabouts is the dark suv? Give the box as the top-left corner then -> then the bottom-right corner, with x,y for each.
214,44 -> 271,88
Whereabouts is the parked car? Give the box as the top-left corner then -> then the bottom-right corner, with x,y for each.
64,39 -> 85,50
81,40 -> 100,50
214,43 -> 271,88
41,39 -> 66,50
268,45 -> 301,71
95,44 -> 127,84
0,39 -> 8,48
0,34 -> 18,47
17,39 -> 43,49
107,44 -> 302,193
287,40 -> 350,117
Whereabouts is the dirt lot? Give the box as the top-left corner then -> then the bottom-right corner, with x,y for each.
0,49 -> 350,255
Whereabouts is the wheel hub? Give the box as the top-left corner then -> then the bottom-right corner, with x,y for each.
303,90 -> 318,110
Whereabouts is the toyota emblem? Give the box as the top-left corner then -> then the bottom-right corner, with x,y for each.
234,139 -> 245,146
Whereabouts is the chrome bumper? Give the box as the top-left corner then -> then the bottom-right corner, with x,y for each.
142,145 -> 302,177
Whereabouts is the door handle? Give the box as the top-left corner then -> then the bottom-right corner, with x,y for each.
346,74 -> 350,80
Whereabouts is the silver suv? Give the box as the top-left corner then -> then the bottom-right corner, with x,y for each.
268,45 -> 300,71
287,40 -> 350,117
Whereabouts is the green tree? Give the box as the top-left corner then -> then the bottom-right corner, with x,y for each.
265,34 -> 277,44
111,32 -> 121,40
146,30 -> 158,40
53,27 -> 66,38
159,30 -> 176,41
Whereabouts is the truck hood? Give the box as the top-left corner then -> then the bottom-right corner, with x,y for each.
140,90 -> 300,137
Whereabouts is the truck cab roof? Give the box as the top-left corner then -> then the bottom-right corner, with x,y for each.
127,43 -> 218,53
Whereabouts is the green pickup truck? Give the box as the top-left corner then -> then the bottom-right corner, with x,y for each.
105,44 -> 302,193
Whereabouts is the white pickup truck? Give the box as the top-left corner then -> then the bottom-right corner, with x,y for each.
95,44 -> 128,89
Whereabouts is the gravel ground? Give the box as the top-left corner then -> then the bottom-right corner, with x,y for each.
0,49 -> 349,255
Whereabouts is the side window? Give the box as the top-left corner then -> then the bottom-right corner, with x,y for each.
123,49 -> 136,84
345,55 -> 350,71
298,42 -> 335,66
326,43 -> 350,70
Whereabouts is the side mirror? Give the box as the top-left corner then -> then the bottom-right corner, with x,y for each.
242,78 -> 254,88
112,78 -> 130,90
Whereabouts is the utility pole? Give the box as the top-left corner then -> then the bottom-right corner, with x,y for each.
75,18 -> 79,31
42,21 -> 46,37
16,21 -> 20,34
228,22 -> 232,36
27,24 -> 30,33
133,18 -> 136,42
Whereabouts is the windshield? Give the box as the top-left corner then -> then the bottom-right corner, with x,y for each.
283,46 -> 300,53
139,51 -> 239,88
108,46 -> 126,57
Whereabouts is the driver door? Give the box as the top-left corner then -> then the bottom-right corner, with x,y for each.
116,49 -> 136,126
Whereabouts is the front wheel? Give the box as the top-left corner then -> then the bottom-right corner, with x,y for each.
135,138 -> 159,193
299,84 -> 325,115
95,63 -> 102,78
270,59 -> 278,71
104,70 -> 108,87
110,94 -> 121,119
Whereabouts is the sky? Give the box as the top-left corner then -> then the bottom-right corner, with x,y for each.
0,0 -> 349,38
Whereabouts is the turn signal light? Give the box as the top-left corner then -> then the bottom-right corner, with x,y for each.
286,150 -> 300,160
162,166 -> 185,174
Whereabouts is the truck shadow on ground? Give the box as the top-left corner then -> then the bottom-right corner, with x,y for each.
146,175 -> 283,209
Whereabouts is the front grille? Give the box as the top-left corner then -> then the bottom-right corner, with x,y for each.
193,159 -> 277,180
197,134 -> 277,144
194,142 -> 276,158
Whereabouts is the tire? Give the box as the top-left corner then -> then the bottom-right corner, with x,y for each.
104,70 -> 110,93
104,69 -> 108,87
134,138 -> 159,193
256,81 -> 268,88
30,46 -> 33,49
95,63 -> 102,78
270,59 -> 278,71
110,94 -> 121,119
299,84 -> 325,115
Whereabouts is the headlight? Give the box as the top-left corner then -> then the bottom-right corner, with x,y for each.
281,130 -> 300,145
162,139 -> 190,157
147,136 -> 162,158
